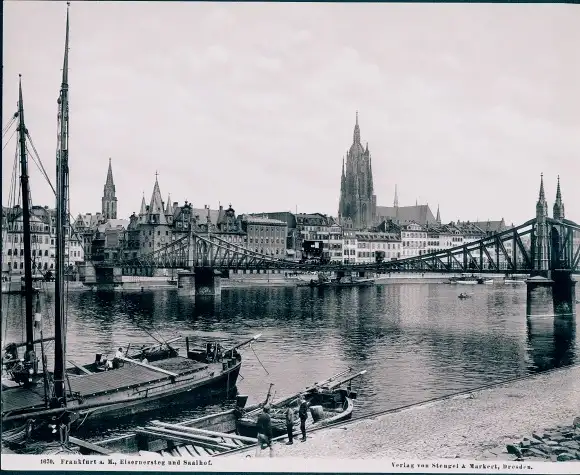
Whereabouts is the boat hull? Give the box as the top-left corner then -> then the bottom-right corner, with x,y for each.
1,357 -> 241,435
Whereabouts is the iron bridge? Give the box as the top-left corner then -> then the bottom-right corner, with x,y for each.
102,218 -> 580,275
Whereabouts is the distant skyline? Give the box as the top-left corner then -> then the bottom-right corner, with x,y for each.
3,2 -> 579,226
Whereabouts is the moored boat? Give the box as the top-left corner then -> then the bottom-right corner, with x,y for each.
309,274 -> 375,288
236,368 -> 365,439
67,369 -> 366,458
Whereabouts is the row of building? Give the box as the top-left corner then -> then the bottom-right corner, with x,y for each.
1,172 -> 519,273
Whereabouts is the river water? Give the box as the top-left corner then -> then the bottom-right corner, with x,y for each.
2,282 -> 578,438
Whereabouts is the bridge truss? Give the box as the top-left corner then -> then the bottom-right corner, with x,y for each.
106,218 -> 580,275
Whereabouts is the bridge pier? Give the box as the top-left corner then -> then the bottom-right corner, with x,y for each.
195,268 -> 222,296
177,270 -> 196,295
526,275 -> 554,317
80,263 -> 123,289
177,269 -> 222,296
526,271 -> 576,318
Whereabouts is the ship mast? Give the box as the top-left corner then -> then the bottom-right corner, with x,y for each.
17,75 -> 36,364
54,2 -> 70,402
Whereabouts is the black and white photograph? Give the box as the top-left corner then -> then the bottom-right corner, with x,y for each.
1,0 -> 579,472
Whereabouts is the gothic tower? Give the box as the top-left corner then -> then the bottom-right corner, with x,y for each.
534,173 -> 549,273
553,175 -> 565,221
338,112 -> 377,229
102,158 -> 117,220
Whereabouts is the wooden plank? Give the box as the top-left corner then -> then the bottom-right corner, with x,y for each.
190,445 -> 202,457
142,426 -> 237,449
68,360 -> 93,375
150,421 -> 257,444
119,356 -> 178,377
184,445 -> 197,457
135,428 -> 230,452
69,436 -> 112,455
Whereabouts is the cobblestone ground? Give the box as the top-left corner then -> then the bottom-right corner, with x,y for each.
231,365 -> 580,459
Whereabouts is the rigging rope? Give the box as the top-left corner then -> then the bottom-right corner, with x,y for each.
2,127 -> 17,151
1,113 -> 17,137
249,343 -> 270,375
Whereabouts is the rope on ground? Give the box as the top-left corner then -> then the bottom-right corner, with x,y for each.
250,344 -> 269,375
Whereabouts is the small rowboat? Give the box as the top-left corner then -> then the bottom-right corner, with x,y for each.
236,368 -> 366,438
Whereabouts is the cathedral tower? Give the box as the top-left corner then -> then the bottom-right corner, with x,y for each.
338,112 -> 377,229
102,158 -> 117,220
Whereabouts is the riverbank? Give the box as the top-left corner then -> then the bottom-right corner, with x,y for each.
229,364 -> 580,460
24,272 -> 544,292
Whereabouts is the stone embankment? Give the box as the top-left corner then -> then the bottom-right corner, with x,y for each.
229,365 -> 580,460
505,418 -> 580,462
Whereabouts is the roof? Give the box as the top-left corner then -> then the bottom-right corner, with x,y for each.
355,231 -> 400,241
242,215 -> 286,225
192,208 -> 220,226
376,205 -> 437,225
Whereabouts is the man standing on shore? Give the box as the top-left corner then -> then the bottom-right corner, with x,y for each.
285,405 -> 295,445
298,395 -> 309,442
256,405 -> 274,457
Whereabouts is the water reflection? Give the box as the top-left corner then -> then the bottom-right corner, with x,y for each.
527,315 -> 576,371
2,283 -> 579,425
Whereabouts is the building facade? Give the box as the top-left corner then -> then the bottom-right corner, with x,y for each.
2,205 -> 84,274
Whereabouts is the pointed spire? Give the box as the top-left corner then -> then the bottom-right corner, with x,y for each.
353,110 -> 361,144
536,173 -> 548,221
165,194 -> 172,215
105,158 -> 114,187
415,198 -> 418,207
553,175 -> 565,220
365,142 -> 369,153
538,173 -> 545,202
436,204 -> 441,224
394,185 -> 399,208
139,193 -> 147,215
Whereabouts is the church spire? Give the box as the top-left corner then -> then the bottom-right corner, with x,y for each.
553,175 -> 565,220
102,157 -> 117,220
394,185 -> 399,208
436,204 -> 441,224
353,110 -> 360,144
105,157 -> 114,187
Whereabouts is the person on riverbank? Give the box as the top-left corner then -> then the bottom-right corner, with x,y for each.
113,347 -> 123,369
285,405 -> 295,444
256,405 -> 274,457
298,394 -> 309,442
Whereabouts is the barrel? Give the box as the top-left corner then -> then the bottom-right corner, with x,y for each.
236,395 -> 249,408
310,405 -> 324,422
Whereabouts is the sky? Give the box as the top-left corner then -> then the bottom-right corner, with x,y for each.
2,2 -> 579,226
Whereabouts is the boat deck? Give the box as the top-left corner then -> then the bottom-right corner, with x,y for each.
2,386 -> 47,414
2,357 -> 210,413
69,357 -> 209,398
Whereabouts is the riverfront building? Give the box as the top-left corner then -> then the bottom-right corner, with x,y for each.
2,205 -> 84,274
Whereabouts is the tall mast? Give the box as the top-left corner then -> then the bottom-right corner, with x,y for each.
54,2 -> 70,402
17,75 -> 35,356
